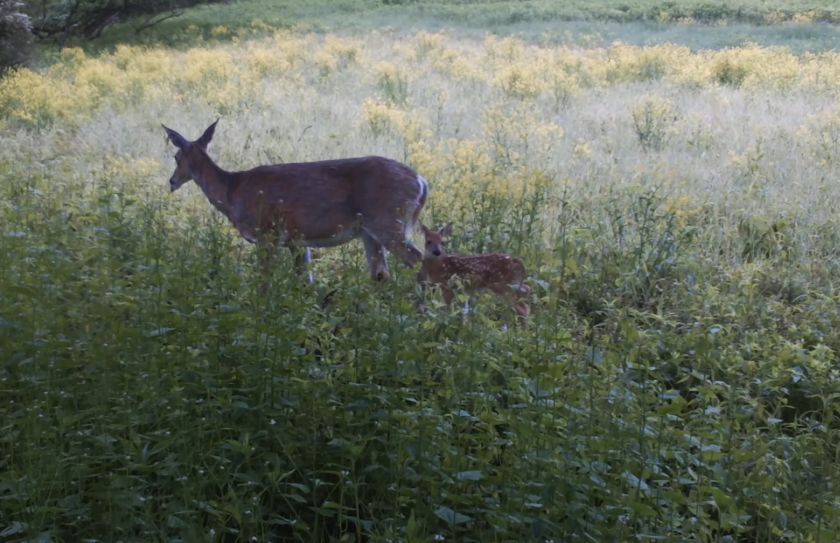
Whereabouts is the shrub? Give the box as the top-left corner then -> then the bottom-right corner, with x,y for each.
375,61 -> 410,104
713,57 -> 749,87
631,95 -> 677,151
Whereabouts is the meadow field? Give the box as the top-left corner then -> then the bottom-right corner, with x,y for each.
2,1 -> 840,541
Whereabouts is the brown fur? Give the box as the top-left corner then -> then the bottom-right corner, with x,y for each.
418,224 -> 531,317
163,121 -> 428,281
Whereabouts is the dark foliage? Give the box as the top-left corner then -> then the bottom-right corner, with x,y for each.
0,0 -> 33,71
27,0 -> 218,42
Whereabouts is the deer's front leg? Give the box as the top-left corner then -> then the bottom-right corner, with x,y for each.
288,245 -> 314,284
256,235 -> 278,295
415,268 -> 431,313
441,285 -> 455,306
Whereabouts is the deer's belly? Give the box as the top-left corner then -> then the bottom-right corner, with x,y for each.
233,222 -> 259,243
231,211 -> 362,248
290,228 -> 360,248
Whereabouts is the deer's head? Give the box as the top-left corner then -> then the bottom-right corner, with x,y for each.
421,223 -> 453,258
162,120 -> 218,192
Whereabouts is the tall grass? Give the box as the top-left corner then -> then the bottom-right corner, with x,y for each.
37,0 -> 840,54
1,23 -> 839,542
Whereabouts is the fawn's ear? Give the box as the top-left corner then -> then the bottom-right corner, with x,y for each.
162,125 -> 189,150
421,224 -> 432,237
196,118 -> 218,149
439,223 -> 453,238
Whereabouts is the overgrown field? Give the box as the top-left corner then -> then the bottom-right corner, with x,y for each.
2,12 -> 840,542
36,0 -> 840,54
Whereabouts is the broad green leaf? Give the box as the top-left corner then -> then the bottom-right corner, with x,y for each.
434,505 -> 473,526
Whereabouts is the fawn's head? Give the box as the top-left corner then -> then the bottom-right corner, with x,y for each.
421,223 -> 453,258
162,120 -> 218,192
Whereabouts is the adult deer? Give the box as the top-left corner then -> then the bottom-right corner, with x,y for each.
162,120 -> 428,282
418,224 -> 531,317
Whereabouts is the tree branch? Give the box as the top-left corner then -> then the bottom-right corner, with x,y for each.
86,11 -> 121,39
134,8 -> 183,34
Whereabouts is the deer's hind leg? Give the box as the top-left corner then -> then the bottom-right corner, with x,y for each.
489,282 -> 531,318
362,232 -> 390,281
513,283 -> 532,317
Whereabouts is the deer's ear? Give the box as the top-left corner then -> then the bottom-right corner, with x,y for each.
421,224 -> 432,237
196,118 -> 218,149
163,125 -> 189,150
439,223 -> 453,238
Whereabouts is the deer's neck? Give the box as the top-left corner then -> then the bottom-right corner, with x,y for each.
193,153 -> 235,213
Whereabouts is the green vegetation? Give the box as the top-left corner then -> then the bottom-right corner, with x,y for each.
43,0 -> 840,53
2,1 -> 840,541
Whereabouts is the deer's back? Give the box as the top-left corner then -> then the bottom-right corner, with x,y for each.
232,156 -> 418,206
427,253 -> 527,285
227,156 -> 423,240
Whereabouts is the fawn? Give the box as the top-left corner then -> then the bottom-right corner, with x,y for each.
418,224 -> 531,317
